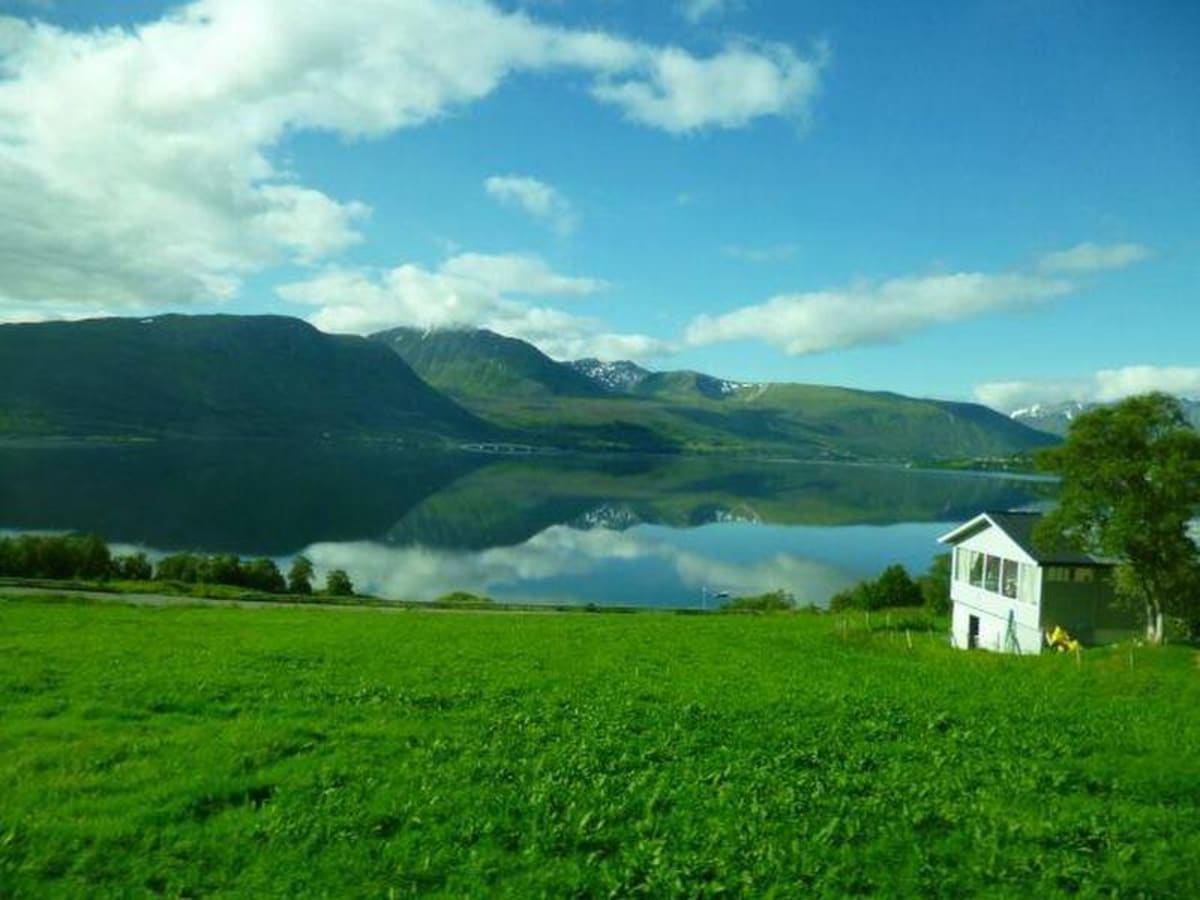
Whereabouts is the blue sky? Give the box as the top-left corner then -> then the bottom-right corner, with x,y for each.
0,0 -> 1196,408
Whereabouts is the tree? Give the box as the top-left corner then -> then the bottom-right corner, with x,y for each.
873,564 -> 924,609
324,568 -> 354,597
829,564 -> 922,611
288,555 -> 314,595
113,552 -> 152,581
243,558 -> 286,593
1036,393 -> 1200,643
919,553 -> 952,616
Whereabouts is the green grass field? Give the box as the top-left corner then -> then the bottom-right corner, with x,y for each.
2,599 -> 1198,897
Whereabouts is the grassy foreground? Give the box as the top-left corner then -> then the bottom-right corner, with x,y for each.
1,600 -> 1198,898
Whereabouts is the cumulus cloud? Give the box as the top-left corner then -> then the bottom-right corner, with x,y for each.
0,0 -> 826,320
277,251 -> 669,361
484,175 -> 576,235
678,0 -> 741,25
592,40 -> 826,133
685,241 -> 1150,356
685,271 -> 1073,355
975,366 -> 1200,412
1037,241 -> 1150,274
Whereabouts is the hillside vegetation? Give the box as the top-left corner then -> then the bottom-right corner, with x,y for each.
370,326 -> 605,400
0,316 -> 487,441
1,599 -> 1196,897
374,326 -> 1055,459
0,315 -> 1053,460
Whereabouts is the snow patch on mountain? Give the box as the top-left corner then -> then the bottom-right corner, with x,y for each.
567,358 -> 651,392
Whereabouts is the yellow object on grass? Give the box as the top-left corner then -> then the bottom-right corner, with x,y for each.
1047,625 -> 1080,653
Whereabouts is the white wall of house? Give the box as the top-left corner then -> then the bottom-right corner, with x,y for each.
947,526 -> 1043,655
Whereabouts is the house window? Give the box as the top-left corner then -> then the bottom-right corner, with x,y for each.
1018,563 -> 1038,603
1045,566 -> 1070,582
969,550 -> 984,587
984,555 -> 1000,592
1001,559 -> 1018,598
955,548 -> 971,583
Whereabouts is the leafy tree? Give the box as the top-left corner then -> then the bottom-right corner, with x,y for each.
155,553 -> 200,583
874,564 -> 924,609
919,553 -> 952,615
324,568 -> 354,597
198,554 -> 243,587
721,590 -> 794,612
1036,393 -> 1200,643
288,556 -> 315,595
243,558 -> 286,593
829,581 -> 878,612
112,552 -> 152,581
829,564 -> 922,612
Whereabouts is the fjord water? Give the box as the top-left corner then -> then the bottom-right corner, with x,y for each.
0,442 -> 1049,607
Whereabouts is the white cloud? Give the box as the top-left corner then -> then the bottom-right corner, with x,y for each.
484,174 -> 576,235
1093,366 -> 1200,401
1037,241 -> 1150,274
591,40 -> 826,133
277,251 -> 668,361
440,252 -> 604,296
972,380 -> 1093,412
974,366 -> 1200,412
678,1 -> 745,24
685,270 -> 1073,355
685,241 -> 1152,356
0,1 -> 826,320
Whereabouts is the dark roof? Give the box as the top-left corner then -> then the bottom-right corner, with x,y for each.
952,511 -> 1113,567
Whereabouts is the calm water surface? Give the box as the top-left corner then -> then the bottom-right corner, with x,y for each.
0,442 -> 1051,608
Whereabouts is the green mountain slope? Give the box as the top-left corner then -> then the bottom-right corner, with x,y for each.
367,328 -> 1052,459
0,315 -> 488,441
370,327 -> 606,400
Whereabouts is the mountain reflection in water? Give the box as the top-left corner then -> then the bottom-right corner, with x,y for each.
0,442 -> 1049,607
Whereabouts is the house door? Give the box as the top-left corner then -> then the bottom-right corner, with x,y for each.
967,615 -> 980,649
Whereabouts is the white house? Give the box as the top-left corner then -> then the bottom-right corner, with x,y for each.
938,511 -> 1136,654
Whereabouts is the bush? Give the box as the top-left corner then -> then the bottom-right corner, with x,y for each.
0,533 -> 111,580
242,558 -> 286,593
324,569 -> 354,597
436,591 -> 493,605
919,553 -> 951,615
288,556 -> 314,595
112,552 -> 153,581
721,590 -> 794,612
829,564 -> 922,612
155,553 -> 201,583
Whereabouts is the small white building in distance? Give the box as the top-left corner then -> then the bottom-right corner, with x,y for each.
938,511 -> 1136,654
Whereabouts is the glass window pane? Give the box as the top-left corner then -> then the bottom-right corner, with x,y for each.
985,555 -> 1000,592
969,551 -> 984,587
1019,563 -> 1038,603
1001,559 -> 1018,598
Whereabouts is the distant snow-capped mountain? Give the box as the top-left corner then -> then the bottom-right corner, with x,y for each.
1009,398 -> 1200,436
566,358 -> 651,393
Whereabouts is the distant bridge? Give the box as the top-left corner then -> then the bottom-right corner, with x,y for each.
459,442 -> 559,456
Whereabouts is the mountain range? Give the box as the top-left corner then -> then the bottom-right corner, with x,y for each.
1010,399 -> 1200,437
0,315 -> 1056,460
369,325 -> 1053,460
0,315 -> 486,441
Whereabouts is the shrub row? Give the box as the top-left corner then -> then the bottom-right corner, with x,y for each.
0,533 -> 353,596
